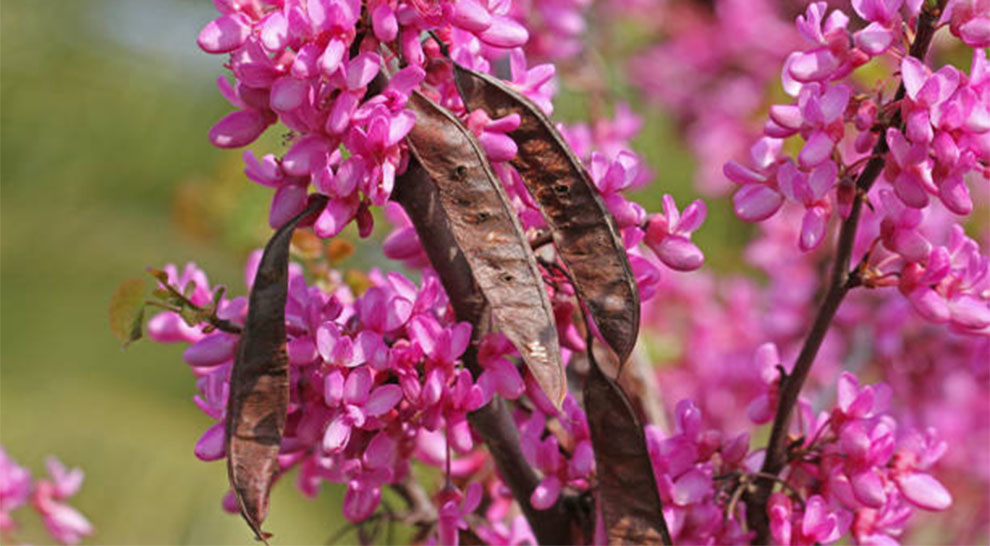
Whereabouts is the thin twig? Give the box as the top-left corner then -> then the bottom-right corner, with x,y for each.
389,475 -> 438,525
743,4 -> 946,542
749,472 -> 807,510
203,316 -> 243,335
149,276 -> 244,335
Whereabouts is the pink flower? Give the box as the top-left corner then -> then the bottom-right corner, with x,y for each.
884,128 -> 936,209
776,160 -> 836,251
437,482 -> 483,546
31,458 -> 93,545
770,493 -> 848,545
476,334 -> 526,400
790,4 -> 855,83
466,109 -> 521,162
850,0 -> 901,54
941,0 -> 990,47
322,367 -> 403,452
724,138 -> 787,222
197,13 -> 252,54
898,229 -> 990,332
747,343 -> 784,424
878,190 -> 931,262
589,151 -> 648,229
835,372 -> 890,421
643,194 -> 706,271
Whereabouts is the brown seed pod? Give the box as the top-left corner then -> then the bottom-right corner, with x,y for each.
395,160 -> 578,545
402,90 -> 565,407
584,336 -> 672,546
453,64 -> 640,365
391,159 -> 486,328
226,194 -> 328,543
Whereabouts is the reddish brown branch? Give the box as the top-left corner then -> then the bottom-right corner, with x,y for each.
744,4 -> 945,542
389,475 -> 438,526
466,386 -> 578,544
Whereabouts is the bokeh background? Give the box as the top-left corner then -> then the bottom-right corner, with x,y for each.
2,1 -> 343,542
0,1 -> 735,543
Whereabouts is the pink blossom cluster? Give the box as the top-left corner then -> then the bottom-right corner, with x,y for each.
636,177 -> 987,543
709,0 -> 990,342
857,295 -> 990,543
197,10 -> 713,473
763,370 -> 954,545
556,107 -> 708,277
150,258 -> 550,539
149,243 -> 718,544
0,448 -> 93,545
197,0 -> 533,235
201,0 -> 705,286
606,367 -> 955,545
643,400 -> 752,544
723,2 -> 988,251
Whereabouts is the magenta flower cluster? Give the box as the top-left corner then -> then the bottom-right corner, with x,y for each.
0,448 -> 93,545
151,259 -> 515,527
595,0 -> 987,542
198,0 -> 531,233
201,0 -> 705,282
725,2 -> 987,241
764,369 -> 953,545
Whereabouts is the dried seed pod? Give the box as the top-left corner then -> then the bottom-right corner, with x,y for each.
392,159 -> 486,328
584,337 -> 672,546
395,160 -> 578,546
453,65 -> 640,365
226,195 -> 328,543
402,90 -> 565,407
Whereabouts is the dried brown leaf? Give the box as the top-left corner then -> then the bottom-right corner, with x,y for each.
453,65 -> 640,365
225,194 -> 328,543
584,338 -> 671,546
402,90 -> 565,407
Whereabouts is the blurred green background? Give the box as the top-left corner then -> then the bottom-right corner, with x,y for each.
0,1 -> 737,544
1,1 -> 347,543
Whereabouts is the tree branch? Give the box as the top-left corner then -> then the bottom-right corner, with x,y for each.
466,385 -> 578,544
744,4 -> 945,542
389,475 -> 438,526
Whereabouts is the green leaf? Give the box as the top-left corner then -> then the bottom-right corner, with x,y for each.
150,287 -> 174,302
126,308 -> 145,348
109,277 -> 147,347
